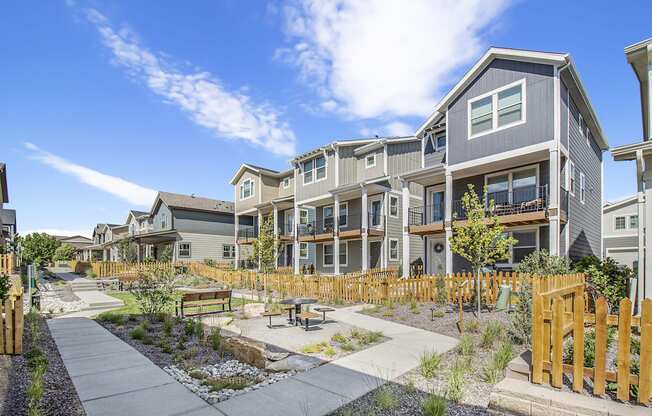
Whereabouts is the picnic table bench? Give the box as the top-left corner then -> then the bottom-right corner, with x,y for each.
262,311 -> 282,328
176,289 -> 232,318
313,307 -> 335,321
298,311 -> 320,331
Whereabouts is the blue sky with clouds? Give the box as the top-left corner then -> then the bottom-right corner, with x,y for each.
1,0 -> 650,237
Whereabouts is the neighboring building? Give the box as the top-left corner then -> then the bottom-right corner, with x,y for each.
602,196 -> 639,269
0,209 -> 17,248
54,235 -> 92,259
231,136 -> 425,275
129,192 -> 236,263
400,47 -> 607,276
611,37 -> 652,310
0,163 -> 10,251
83,223 -> 120,261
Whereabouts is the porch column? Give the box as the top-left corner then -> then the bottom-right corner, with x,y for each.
136,242 -> 141,262
402,180 -> 410,278
172,241 -> 178,263
383,191 -> 389,269
102,249 -> 107,261
294,204 -> 300,275
643,169 -> 652,302
257,211 -> 263,271
273,205 -> 279,270
234,214 -> 240,270
637,150 -> 647,311
445,172 -> 453,274
361,187 -> 369,271
334,195 -> 340,276
548,147 -> 560,256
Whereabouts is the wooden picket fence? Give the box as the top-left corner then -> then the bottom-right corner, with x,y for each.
532,274 -> 652,404
1,278 -> 23,355
91,261 -> 176,278
0,254 -> 15,274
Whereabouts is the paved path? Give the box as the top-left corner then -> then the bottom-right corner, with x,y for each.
48,318 -> 222,416
49,268 -> 124,314
215,304 -> 458,416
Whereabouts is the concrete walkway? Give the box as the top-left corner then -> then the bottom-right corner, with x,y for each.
49,268 -> 124,313
48,318 -> 222,416
215,304 -> 458,416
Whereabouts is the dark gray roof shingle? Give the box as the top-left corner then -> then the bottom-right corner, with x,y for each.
158,192 -> 234,214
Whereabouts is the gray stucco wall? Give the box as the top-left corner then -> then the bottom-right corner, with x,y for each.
567,96 -> 602,261
447,59 -> 554,165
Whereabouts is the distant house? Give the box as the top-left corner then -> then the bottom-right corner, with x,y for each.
602,196 -> 639,270
54,235 -> 92,259
0,209 -> 16,247
83,223 -> 120,261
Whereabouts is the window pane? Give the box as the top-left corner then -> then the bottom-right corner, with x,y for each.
630,215 -> 638,228
513,169 -> 536,189
304,160 -> 313,172
498,103 -> 522,126
315,157 -> 325,168
471,113 -> 492,135
513,247 -> 534,263
390,197 -> 398,216
615,217 -> 626,230
339,243 -> 347,265
436,135 -> 446,149
324,244 -> 333,265
470,96 -> 493,135
316,166 -> 326,180
323,206 -> 333,218
513,231 -> 536,248
304,170 -> 313,183
498,85 -> 522,109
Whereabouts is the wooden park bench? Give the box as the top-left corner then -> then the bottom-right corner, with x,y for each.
176,289 -> 232,318
262,311 -> 282,328
298,311 -> 320,331
313,307 -> 335,322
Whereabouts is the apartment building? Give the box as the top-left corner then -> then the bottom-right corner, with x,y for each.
611,37 -> 652,310
231,138 -> 425,275
602,196 -> 639,269
400,47 -> 608,276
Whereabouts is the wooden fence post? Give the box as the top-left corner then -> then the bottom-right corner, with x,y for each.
531,290 -> 543,384
616,298 -> 632,402
551,296 -> 564,388
572,291 -> 584,392
593,297 -> 607,396
638,299 -> 652,404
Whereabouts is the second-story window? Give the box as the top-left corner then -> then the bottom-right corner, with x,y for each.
389,195 -> 399,218
580,172 -> 586,204
299,209 -> 309,225
365,154 -> 376,168
161,213 -> 167,229
615,216 -> 626,230
569,161 -> 576,195
282,177 -> 290,188
240,178 -> 254,200
303,156 -> 326,184
630,215 -> 639,229
469,79 -> 525,138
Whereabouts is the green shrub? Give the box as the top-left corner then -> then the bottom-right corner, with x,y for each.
374,387 -> 398,410
184,319 -> 196,336
358,331 -> 383,345
340,341 -> 356,352
564,328 -> 616,367
202,376 -> 254,392
301,342 -> 328,354
0,273 -> 11,302
209,328 -> 222,352
457,334 -> 474,356
25,348 -> 48,370
331,332 -> 348,344
432,310 -> 445,318
163,317 -> 174,336
422,394 -> 448,416
631,337 -> 641,355
142,335 -> 154,345
130,326 -> 146,340
324,346 -> 336,357
446,360 -> 466,402
193,319 -> 205,340
480,321 -> 503,348
99,312 -> 127,326
573,256 -> 631,312
435,276 -> 448,306
420,351 -> 442,379
493,341 -> 514,371
465,319 -> 480,333
128,267 -> 178,318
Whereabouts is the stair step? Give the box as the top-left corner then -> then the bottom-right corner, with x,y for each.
85,301 -> 124,310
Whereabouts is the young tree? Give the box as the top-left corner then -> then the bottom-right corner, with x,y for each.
118,239 -> 139,263
252,216 -> 279,273
53,243 -> 77,261
19,233 -> 60,268
449,184 -> 517,316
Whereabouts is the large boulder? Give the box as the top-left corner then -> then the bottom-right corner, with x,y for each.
224,337 -> 267,369
243,303 -> 266,319
265,355 -> 322,372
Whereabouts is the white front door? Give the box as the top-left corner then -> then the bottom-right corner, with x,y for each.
429,238 -> 446,275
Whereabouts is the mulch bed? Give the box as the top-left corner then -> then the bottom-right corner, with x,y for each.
3,314 -> 86,416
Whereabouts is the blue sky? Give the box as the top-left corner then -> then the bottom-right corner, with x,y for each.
1,0 -> 650,237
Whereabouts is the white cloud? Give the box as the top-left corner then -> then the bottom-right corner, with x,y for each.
22,229 -> 92,239
359,121 -> 414,138
280,0 -> 510,119
86,9 -> 296,156
25,142 -> 157,207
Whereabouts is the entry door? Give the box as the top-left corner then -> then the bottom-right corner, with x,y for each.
286,244 -> 293,267
429,238 -> 446,275
369,241 -> 382,269
428,185 -> 445,223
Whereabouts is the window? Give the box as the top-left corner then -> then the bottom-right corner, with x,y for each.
424,132 -> 446,154
579,172 -> 586,204
299,209 -> 309,225
615,216 -> 626,230
436,134 -> 446,150
512,231 -> 537,263
324,244 -> 334,266
161,213 -> 167,229
282,177 -> 290,188
389,195 -> 399,218
240,178 -> 254,200
323,242 -> 347,267
568,161 -> 576,195
630,215 -> 639,229
339,242 -> 347,266
365,154 -> 376,168
485,166 -> 537,206
303,156 -> 326,184
389,239 -> 399,261
370,200 -> 382,227
323,206 -> 334,230
179,242 -> 191,258
339,202 -> 348,227
468,79 -> 525,138
299,242 -> 308,259
223,244 -> 235,259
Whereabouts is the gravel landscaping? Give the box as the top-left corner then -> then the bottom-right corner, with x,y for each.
3,313 -> 85,416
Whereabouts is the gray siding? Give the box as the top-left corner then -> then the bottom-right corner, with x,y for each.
387,141 -> 423,194
338,146 -> 358,187
296,150 -> 336,202
568,96 -> 602,261
604,236 -> 638,249
452,161 -> 549,201
410,235 -> 424,264
151,202 -> 173,232
561,80 -> 569,150
603,199 -> 638,236
424,150 -> 446,168
261,174 -> 280,203
174,209 -> 234,236
315,240 -> 362,274
356,148 -> 384,181
278,175 -> 294,198
176,232 -> 236,262
448,59 -> 554,165
234,170 -> 259,213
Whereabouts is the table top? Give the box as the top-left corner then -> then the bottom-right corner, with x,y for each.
279,298 -> 318,305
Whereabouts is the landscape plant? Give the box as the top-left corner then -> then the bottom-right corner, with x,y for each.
422,394 -> 448,416
128,267 -> 178,319
573,256 -> 631,312
53,243 -> 76,261
0,273 -> 11,301
159,245 -> 173,262
419,351 -> 442,379
251,216 -> 279,274
118,239 -> 139,263
446,359 -> 467,402
449,185 -> 516,315
18,232 -> 60,268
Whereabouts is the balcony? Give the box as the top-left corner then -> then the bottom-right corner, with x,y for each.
298,211 -> 385,242
237,226 -> 258,244
407,204 -> 445,236
278,222 -> 294,241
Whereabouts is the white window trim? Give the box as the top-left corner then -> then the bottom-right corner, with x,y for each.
369,197 -> 384,228
496,226 -> 540,267
468,78 -> 527,140
483,164 -> 540,200
240,178 -> 255,200
629,214 -> 639,229
389,195 -> 399,218
435,133 -> 446,151
579,172 -> 586,204
568,160 -> 576,196
299,209 -> 309,225
302,155 -> 328,185
223,244 -> 235,259
179,242 -> 191,258
339,202 -> 348,227
299,242 -> 309,259
282,177 -> 290,189
614,216 -> 627,231
389,238 -> 399,261
323,205 -> 334,229
365,153 -> 376,168
323,241 -> 348,267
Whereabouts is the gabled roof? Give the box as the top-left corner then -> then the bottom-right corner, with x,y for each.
56,235 -> 92,242
229,163 -> 293,185
603,195 -> 638,212
415,47 -> 608,150
125,210 -> 149,224
0,163 -> 8,204
625,37 -> 652,140
353,136 -> 419,156
152,191 -> 234,215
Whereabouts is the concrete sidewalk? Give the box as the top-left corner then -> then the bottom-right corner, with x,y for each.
48,318 -> 222,416
215,304 -> 458,416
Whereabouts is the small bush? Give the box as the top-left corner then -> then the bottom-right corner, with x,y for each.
432,310 -> 445,318
331,332 -> 348,344
457,334 -> 474,356
202,376 -> 254,392
301,341 -> 328,354
163,317 -> 174,336
494,342 -> 514,371
465,320 -> 480,333
130,326 -> 146,341
420,351 -> 442,379
357,331 -> 383,345
209,328 -> 222,352
374,387 -> 398,410
482,363 -> 502,384
422,394 -> 448,416
142,335 -> 154,345
383,310 -> 394,317
480,321 -> 503,349
99,312 -> 127,326
193,319 -> 205,341
435,276 -> 448,306
184,319 -> 196,337
340,341 -> 356,352
446,360 -> 467,402
405,376 -> 416,394
324,346 -> 336,357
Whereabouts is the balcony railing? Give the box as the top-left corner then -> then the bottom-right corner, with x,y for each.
453,185 -> 549,220
408,204 -> 445,226
297,210 -> 384,237
237,226 -> 258,241
278,222 -> 295,238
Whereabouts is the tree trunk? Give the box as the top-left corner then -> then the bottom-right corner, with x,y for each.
476,267 -> 482,318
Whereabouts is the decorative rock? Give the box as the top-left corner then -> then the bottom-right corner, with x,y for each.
201,316 -> 233,328
224,337 -> 267,369
265,354 -> 322,372
243,303 -> 266,318
264,350 -> 290,362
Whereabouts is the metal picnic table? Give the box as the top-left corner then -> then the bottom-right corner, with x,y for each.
278,297 -> 317,326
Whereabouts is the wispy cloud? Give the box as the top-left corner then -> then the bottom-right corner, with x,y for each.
278,0 -> 510,119
360,121 -> 414,137
21,229 -> 92,239
24,142 -> 157,207
86,9 -> 296,156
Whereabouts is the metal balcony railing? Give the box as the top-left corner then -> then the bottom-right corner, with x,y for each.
408,204 -> 445,226
237,226 -> 258,241
452,185 -> 549,220
278,222 -> 294,238
296,210 -> 385,237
